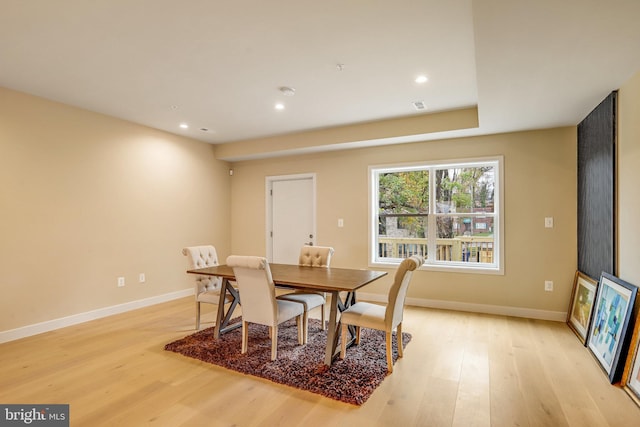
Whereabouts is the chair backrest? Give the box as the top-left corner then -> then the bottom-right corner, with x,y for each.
299,246 -> 334,267
226,255 -> 277,326
182,245 -> 222,295
385,255 -> 423,329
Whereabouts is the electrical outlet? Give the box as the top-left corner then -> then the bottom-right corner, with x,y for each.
545,217 -> 554,228
544,280 -> 553,292
139,273 -> 146,283
117,277 -> 125,287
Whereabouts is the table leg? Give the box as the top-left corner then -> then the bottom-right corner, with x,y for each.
324,291 -> 340,366
324,290 -> 358,366
213,278 -> 241,339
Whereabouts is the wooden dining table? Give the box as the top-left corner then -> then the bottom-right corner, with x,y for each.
187,263 -> 387,366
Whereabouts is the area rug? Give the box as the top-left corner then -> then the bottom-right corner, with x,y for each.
164,318 -> 411,405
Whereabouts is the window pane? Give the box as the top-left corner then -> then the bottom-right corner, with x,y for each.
377,214 -> 428,259
436,216 -> 494,264
378,171 -> 428,214
377,170 -> 429,260
435,167 -> 494,214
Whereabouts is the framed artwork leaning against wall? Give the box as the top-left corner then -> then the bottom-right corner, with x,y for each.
622,312 -> 640,406
567,271 -> 598,345
587,272 -> 638,383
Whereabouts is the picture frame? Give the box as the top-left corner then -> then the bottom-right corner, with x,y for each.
587,272 -> 638,383
566,271 -> 598,345
621,312 -> 640,406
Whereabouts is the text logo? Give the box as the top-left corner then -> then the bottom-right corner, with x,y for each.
1,405 -> 69,426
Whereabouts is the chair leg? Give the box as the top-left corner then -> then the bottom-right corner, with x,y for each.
195,301 -> 201,330
303,311 -> 309,344
397,322 -> 403,358
355,326 -> 361,345
297,315 -> 304,345
271,325 -> 278,361
241,321 -> 249,354
340,323 -> 348,359
385,331 -> 393,373
321,303 -> 325,329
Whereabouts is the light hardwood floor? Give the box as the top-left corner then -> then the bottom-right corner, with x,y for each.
1,297 -> 639,426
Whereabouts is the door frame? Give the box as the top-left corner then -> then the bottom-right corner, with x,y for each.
265,173 -> 317,262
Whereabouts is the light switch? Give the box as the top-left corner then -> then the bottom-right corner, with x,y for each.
544,217 -> 554,228
338,218 -> 344,228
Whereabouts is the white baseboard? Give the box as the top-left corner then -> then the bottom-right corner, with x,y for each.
357,292 -> 567,322
2,290 -> 566,344
0,288 -> 194,344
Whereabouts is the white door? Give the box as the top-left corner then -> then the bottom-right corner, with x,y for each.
268,174 -> 316,264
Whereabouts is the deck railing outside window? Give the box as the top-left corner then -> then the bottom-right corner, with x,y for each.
378,236 -> 494,264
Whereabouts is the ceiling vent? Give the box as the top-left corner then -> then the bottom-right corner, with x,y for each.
279,86 -> 296,96
412,101 -> 426,111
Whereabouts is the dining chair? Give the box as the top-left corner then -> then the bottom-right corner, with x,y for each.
182,245 -> 233,330
339,255 -> 423,373
226,255 -> 305,360
277,246 -> 334,342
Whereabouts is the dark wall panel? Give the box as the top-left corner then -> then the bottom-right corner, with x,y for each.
577,91 -> 616,280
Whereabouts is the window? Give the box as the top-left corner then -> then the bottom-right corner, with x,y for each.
369,157 -> 503,273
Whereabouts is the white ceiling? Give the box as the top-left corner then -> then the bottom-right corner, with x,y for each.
2,0 -> 639,154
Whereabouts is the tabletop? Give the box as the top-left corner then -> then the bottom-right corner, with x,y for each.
188,263 -> 387,293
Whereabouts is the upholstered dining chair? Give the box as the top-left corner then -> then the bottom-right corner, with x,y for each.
182,245 -> 233,330
277,246 -> 334,342
226,255 -> 305,360
339,255 -> 423,373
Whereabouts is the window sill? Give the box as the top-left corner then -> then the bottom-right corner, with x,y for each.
370,260 -> 504,276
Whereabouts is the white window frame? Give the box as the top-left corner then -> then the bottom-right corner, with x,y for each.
369,156 -> 504,275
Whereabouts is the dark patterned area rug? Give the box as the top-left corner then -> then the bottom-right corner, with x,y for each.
165,318 -> 411,405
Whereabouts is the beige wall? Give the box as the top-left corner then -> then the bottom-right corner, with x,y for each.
230,127 -> 577,315
0,87 -> 231,331
5,69 -> 639,333
618,71 -> 640,288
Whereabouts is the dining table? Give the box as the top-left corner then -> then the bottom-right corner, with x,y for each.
187,263 -> 387,366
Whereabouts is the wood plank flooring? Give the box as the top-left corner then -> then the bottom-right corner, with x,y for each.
1,297 -> 639,426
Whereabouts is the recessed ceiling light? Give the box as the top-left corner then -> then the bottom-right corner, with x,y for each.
415,75 -> 428,84
275,103 -> 285,110
179,123 -> 189,129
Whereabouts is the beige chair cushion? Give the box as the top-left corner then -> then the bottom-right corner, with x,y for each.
276,300 -> 306,323
339,255 -> 423,372
226,255 -> 267,270
280,292 -> 325,310
341,255 -> 423,331
340,301 -> 386,330
227,255 -> 305,360
182,245 -> 223,298
227,255 -> 303,326
183,245 -> 232,330
386,256 -> 422,329
298,246 -> 334,267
